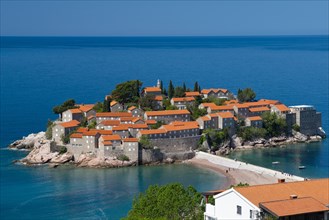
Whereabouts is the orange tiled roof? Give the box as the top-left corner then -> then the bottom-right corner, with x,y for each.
100,120 -> 121,126
130,124 -> 148,129
249,106 -> 270,112
59,120 -> 80,128
112,124 -> 131,131
70,133 -> 83,138
224,100 -> 238,105
120,117 -> 134,121
200,103 -> 217,108
209,105 -> 234,111
90,129 -> 113,135
145,110 -> 190,116
216,112 -> 234,119
260,197 -> 329,217
201,116 -> 211,121
146,120 -> 157,125
273,104 -> 290,112
132,117 -> 143,123
82,130 -> 99,136
110,101 -> 119,107
123,138 -> 138,142
154,95 -> 163,101
201,88 -> 228,94
185,91 -> 200,97
234,103 -> 250,108
87,115 -> 95,120
96,112 -> 132,117
259,99 -> 280,105
102,134 -> 121,141
235,179 -> 329,209
69,108 -> 82,114
78,104 -> 94,112
162,121 -> 199,132
144,87 -> 161,93
139,129 -> 167,135
247,116 -> 262,121
171,97 -> 195,102
76,127 -> 89,133
128,106 -> 136,111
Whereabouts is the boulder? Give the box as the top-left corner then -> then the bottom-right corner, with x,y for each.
230,135 -> 242,148
254,144 -> 264,148
293,132 -> 308,142
9,132 -> 46,150
50,153 -> 73,164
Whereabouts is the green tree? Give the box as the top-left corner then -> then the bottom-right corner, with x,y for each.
52,99 -> 77,117
194,81 -> 199,92
150,121 -> 164,129
88,120 -> 97,129
103,95 -> 112,112
111,80 -> 142,104
237,88 -> 256,102
204,129 -> 229,151
45,120 -> 54,140
93,102 -> 104,113
174,86 -> 185,97
183,83 -> 187,92
262,112 -> 287,137
123,183 -> 204,220
237,126 -> 267,141
168,80 -> 175,99
139,135 -> 152,149
160,80 -> 164,93
139,94 -> 158,111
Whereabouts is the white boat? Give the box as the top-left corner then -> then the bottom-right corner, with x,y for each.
272,161 -> 280,165
299,166 -> 306,169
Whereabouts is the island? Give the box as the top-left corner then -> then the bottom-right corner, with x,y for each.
10,79 -> 326,171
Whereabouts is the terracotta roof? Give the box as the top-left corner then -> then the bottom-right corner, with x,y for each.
162,121 -> 199,132
146,120 -> 157,125
82,130 -> 99,136
200,115 -> 211,121
201,88 -> 228,94
259,99 -> 280,105
78,104 -> 94,112
130,124 -> 148,129
69,108 -> 82,114
76,127 -> 89,133
123,138 -> 138,142
224,100 -> 238,105
101,134 -> 121,141
139,129 -> 167,135
132,117 -> 143,123
128,106 -> 136,111
99,120 -> 121,126
96,112 -> 132,117
200,103 -> 217,108
120,117 -> 134,121
247,116 -> 262,121
154,95 -> 163,101
70,133 -> 83,138
171,97 -> 195,102
110,101 -> 119,107
143,87 -> 161,93
87,115 -> 95,120
59,120 -> 80,128
112,125 -> 131,131
216,112 -> 234,119
234,103 -> 250,108
209,105 -> 234,111
260,197 -> 329,217
249,106 -> 270,112
235,179 -> 329,209
145,110 -> 190,116
185,92 -> 200,97
103,141 -> 113,146
273,104 -> 290,112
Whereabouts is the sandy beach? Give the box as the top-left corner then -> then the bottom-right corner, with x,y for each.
186,152 -> 305,188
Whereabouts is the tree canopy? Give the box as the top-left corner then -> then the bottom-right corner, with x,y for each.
139,94 -> 158,111
237,88 -> 256,102
174,86 -> 185,98
262,112 -> 287,137
52,99 -> 77,115
123,183 -> 204,220
111,80 -> 142,104
168,80 -> 175,99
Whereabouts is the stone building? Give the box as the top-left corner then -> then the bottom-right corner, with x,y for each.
170,97 -> 195,110
110,101 -> 123,112
245,116 -> 263,128
52,120 -> 80,144
289,105 -> 322,135
128,106 -> 144,118
144,110 -> 191,124
96,112 -> 132,123
248,106 -> 270,117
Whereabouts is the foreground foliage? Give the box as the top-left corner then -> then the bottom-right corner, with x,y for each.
123,183 -> 204,220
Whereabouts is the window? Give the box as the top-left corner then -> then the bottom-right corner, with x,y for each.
237,205 -> 242,215
250,210 -> 253,218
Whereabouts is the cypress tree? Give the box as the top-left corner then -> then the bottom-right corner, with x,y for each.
168,80 -> 175,99
194,82 -> 199,92
160,80 -> 164,93
183,83 -> 186,92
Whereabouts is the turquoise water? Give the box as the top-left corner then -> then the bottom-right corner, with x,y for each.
1,36 -> 328,219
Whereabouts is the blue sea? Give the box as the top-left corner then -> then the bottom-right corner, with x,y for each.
1,36 -> 328,219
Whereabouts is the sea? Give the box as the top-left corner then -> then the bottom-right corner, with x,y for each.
1,36 -> 328,219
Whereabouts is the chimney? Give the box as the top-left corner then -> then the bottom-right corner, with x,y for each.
290,195 -> 298,199
278,179 -> 285,183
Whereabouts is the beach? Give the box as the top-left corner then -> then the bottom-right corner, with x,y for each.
187,152 -> 305,187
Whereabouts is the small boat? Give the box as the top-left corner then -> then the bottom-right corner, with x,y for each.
272,161 -> 280,165
299,166 -> 306,169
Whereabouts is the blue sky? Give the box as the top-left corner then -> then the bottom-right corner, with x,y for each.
1,1 -> 328,36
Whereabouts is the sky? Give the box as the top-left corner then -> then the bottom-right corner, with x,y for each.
0,0 -> 328,36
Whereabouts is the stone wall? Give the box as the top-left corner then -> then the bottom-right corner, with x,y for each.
149,135 -> 201,153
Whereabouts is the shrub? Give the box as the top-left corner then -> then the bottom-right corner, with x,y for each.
238,127 -> 267,141
45,120 -> 54,140
117,154 -> 130,161
59,146 -> 67,154
292,124 -> 300,132
139,135 -> 152,149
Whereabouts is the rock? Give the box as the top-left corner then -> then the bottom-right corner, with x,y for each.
49,164 -> 59,168
165,158 -> 174,164
230,135 -> 243,148
9,132 -> 46,149
254,144 -> 264,148
293,132 -> 308,142
50,153 -> 73,164
270,136 -> 287,143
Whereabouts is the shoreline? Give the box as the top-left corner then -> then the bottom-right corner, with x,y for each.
186,152 -> 305,188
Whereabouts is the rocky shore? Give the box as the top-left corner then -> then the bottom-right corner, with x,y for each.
9,130 -> 324,168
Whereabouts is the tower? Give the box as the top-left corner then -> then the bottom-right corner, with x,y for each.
157,79 -> 161,88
